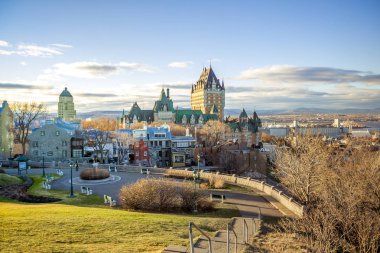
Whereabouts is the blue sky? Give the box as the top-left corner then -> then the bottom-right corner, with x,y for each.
0,0 -> 379,113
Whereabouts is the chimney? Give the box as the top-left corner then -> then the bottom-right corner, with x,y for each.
167,88 -> 170,98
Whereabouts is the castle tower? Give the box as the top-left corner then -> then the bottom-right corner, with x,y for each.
191,66 -> 225,120
58,87 -> 76,121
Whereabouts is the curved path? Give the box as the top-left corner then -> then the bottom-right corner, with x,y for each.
3,167 -> 290,218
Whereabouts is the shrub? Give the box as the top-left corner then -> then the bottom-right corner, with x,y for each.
213,177 -> 225,189
0,168 -> 6,174
200,182 -> 209,190
119,178 -> 215,213
208,175 -> 225,189
80,168 -> 110,180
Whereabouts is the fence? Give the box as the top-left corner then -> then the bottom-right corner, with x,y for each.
0,159 -> 165,174
166,169 -> 304,217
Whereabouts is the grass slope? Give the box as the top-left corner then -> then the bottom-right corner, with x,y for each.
0,175 -> 239,252
0,202 -> 234,253
0,174 -> 22,186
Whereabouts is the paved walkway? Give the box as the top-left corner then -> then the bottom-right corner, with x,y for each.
4,167 -> 293,218
208,189 -> 284,218
4,167 -> 160,200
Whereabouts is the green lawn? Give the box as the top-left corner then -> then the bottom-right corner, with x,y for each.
0,175 -> 239,252
0,174 -> 23,186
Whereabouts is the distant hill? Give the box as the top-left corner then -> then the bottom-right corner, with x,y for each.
75,107 -> 380,119
77,111 -> 123,119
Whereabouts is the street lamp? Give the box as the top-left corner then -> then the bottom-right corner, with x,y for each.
42,152 -> 46,177
192,154 -> 201,213
69,162 -> 75,198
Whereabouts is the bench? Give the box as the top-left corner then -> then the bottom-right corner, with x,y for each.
81,186 -> 93,195
109,165 -> 117,172
140,168 -> 150,175
56,169 -> 64,176
104,195 -> 116,206
45,176 -> 54,183
210,193 -> 225,203
42,181 -> 51,190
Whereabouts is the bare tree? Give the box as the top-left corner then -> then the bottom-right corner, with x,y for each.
82,118 -> 117,163
11,102 -> 46,155
115,131 -> 134,164
200,120 -> 230,147
276,137 -> 380,252
274,135 -> 330,205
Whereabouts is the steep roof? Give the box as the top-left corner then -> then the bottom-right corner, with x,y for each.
153,88 -> 174,113
126,102 -> 154,123
193,67 -> 224,91
60,87 -> 72,97
239,108 -> 248,118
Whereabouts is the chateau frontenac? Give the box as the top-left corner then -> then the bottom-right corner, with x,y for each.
119,66 -> 224,127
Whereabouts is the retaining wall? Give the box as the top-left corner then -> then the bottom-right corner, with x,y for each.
166,169 -> 304,217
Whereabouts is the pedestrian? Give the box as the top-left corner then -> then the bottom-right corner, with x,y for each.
75,160 -> 79,171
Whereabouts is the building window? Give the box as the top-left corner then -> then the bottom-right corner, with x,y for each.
33,150 -> 38,156
56,131 -> 60,136
62,140 -> 67,146
62,150 -> 67,157
40,131 -> 45,136
72,149 -> 82,158
47,151 -> 53,156
136,151 -> 139,157
144,151 -> 147,157
32,141 -> 38,147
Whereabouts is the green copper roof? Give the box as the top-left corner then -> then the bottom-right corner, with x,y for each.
153,88 -> 174,113
60,87 -> 72,97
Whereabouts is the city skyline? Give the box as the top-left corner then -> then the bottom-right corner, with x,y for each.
0,0 -> 379,113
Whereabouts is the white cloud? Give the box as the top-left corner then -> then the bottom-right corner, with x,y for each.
49,43 -> 73,48
0,40 -> 10,47
0,42 -> 70,57
20,61 -> 27,66
237,65 -> 380,85
17,44 -> 63,57
168,61 -> 193,68
40,61 -> 155,80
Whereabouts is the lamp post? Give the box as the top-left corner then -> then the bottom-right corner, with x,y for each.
192,154 -> 201,213
69,162 -> 75,198
42,152 -> 46,177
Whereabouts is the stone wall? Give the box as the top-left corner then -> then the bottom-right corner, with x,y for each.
166,168 -> 304,217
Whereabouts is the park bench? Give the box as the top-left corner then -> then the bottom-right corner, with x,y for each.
56,169 -> 64,176
140,168 -> 150,175
42,181 -> 51,190
108,165 -> 117,172
210,193 -> 225,203
45,176 -> 54,183
104,195 -> 116,206
81,186 -> 93,195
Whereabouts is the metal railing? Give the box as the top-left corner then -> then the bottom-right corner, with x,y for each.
227,222 -> 238,253
243,219 -> 249,244
189,222 -> 212,253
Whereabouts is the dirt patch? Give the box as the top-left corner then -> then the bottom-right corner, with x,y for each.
0,177 -> 61,203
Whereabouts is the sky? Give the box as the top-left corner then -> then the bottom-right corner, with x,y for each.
0,0 -> 379,113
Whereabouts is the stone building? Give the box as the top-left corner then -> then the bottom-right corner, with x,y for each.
58,87 -> 76,121
191,66 -> 225,120
225,109 -> 262,148
0,101 -> 13,159
153,88 -> 175,122
28,122 -> 83,161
